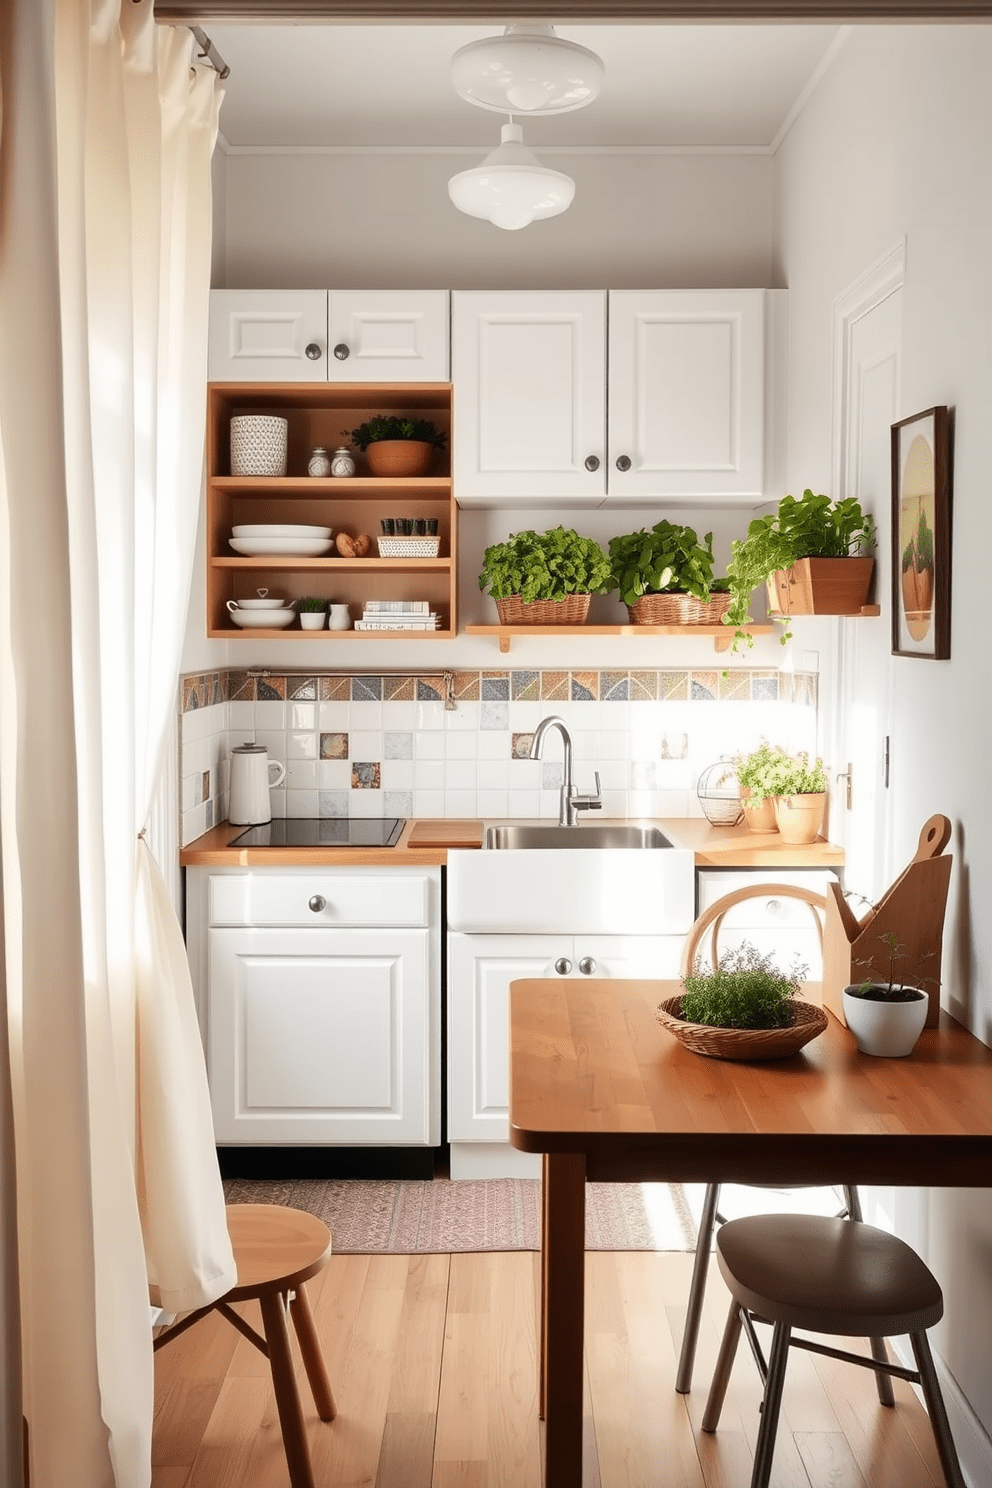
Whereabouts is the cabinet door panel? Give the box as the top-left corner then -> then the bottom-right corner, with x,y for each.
209,927 -> 431,1144
608,290 -> 764,500
327,290 -> 449,381
452,290 -> 605,503
208,290 -> 328,381
577,934 -> 682,980
448,933 -> 557,1141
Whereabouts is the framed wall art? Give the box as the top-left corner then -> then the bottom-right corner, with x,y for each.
891,405 -> 951,659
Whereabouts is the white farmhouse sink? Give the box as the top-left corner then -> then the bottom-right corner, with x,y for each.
447,827 -> 694,935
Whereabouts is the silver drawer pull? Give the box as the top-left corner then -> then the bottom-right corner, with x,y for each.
554,957 -> 572,976
308,895 -> 326,913
579,957 -> 597,975
766,898 -> 781,913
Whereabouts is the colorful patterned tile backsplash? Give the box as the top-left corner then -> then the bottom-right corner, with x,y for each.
178,667 -> 821,846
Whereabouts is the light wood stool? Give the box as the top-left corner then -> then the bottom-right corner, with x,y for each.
153,1204 -> 335,1488
702,1213 -> 966,1488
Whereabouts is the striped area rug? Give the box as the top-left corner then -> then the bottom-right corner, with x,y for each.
223,1178 -> 700,1254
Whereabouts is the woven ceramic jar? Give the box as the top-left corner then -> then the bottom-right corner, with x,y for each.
774,791 -> 826,845
230,415 -> 288,476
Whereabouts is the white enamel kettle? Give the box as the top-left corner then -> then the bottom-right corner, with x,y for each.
229,742 -> 287,825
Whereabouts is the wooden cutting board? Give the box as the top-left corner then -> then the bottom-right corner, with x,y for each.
408,819 -> 484,849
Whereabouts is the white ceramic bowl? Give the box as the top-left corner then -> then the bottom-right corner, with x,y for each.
229,415 -> 288,477
229,536 -> 334,557
228,595 -> 287,611
231,524 -> 332,539
229,608 -> 297,630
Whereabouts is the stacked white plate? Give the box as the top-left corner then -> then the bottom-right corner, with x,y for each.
227,592 -> 296,627
229,523 -> 333,557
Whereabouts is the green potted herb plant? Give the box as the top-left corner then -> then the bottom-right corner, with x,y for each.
655,943 -> 826,1061
842,932 -> 935,1057
295,596 -> 327,631
607,520 -> 730,625
770,749 -> 828,845
734,742 -> 788,833
724,489 -> 876,648
346,414 -> 448,477
478,526 -> 612,627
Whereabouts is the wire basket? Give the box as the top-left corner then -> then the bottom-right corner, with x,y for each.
625,591 -> 732,626
494,593 -> 592,626
696,759 -> 744,826
655,996 -> 828,1061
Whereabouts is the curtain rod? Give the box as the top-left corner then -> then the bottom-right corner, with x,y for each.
190,25 -> 231,79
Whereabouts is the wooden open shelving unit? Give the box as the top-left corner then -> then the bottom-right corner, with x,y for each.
465,623 -> 775,653
206,383 -> 456,640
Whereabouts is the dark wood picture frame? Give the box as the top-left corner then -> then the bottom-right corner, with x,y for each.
891,405 -> 951,659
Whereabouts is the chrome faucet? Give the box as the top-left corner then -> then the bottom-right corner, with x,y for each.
529,715 -> 603,827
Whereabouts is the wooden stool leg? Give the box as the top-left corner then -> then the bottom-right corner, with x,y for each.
910,1331 -> 967,1488
676,1182 -> 721,1393
290,1283 -> 336,1421
259,1291 -> 316,1488
701,1297 -> 742,1433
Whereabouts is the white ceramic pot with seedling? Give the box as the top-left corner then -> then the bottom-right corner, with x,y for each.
842,933 -> 934,1058
295,597 -> 327,630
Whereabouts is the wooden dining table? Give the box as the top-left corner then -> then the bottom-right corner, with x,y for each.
508,977 -> 992,1488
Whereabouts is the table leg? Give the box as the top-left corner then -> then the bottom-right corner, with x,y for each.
542,1152 -> 586,1488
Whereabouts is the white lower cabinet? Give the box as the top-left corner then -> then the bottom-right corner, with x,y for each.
447,931 -> 681,1178
186,866 -> 441,1146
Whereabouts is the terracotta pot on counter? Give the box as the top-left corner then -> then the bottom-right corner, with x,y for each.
740,787 -> 778,834
774,791 -> 826,845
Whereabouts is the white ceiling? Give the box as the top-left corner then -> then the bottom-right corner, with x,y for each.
206,22 -> 846,151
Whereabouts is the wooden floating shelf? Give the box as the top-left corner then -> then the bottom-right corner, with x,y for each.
214,556 -> 451,571
767,605 -> 882,619
464,624 -> 775,654
212,476 -> 451,494
213,628 -> 453,640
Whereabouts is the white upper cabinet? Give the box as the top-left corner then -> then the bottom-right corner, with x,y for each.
608,290 -> 768,501
327,290 -> 449,382
208,289 -> 449,382
452,287 -> 784,507
451,291 -> 607,505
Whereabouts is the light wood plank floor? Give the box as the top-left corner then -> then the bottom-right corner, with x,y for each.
152,1249 -> 949,1488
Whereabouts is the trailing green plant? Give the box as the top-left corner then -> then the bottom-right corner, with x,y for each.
346,415 -> 447,451
680,942 -> 808,1030
606,520 -> 726,607
724,489 -> 877,648
294,596 -> 327,613
849,930 -> 939,1003
478,526 -> 612,603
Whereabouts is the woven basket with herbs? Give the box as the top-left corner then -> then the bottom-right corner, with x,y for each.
626,591 -> 732,626
495,593 -> 592,626
479,527 -> 611,626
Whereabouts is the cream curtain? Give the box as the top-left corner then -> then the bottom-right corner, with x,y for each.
0,4 -> 235,1487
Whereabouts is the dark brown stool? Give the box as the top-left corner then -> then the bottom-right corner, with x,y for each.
701,1213 -> 966,1488
153,1204 -> 335,1488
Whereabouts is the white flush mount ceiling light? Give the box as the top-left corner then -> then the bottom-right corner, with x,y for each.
451,24 -> 605,115
448,122 -> 575,231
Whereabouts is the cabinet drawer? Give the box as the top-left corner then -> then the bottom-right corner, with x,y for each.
208,870 -> 432,928
697,869 -> 837,926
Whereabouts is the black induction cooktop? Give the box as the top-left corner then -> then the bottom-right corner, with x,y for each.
228,818 -> 405,848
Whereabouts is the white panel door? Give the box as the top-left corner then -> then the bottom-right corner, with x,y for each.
577,934 -> 683,980
451,290 -> 606,504
208,290 -> 328,381
208,926 -> 433,1144
608,290 -> 765,500
327,290 -> 449,382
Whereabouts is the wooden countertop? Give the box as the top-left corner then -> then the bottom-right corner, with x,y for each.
180,817 -> 843,869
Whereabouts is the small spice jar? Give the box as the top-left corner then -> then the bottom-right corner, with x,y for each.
330,446 -> 356,478
307,446 -> 331,478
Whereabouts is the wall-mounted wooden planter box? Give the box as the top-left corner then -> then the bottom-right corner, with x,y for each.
766,557 -> 877,617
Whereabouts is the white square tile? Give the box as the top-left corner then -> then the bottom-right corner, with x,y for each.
509,758 -> 541,788
350,700 -> 383,730
351,731 -> 383,761
509,789 -> 541,817
254,731 -> 287,762
318,790 -> 349,817
291,702 -> 316,731
414,731 -> 445,760
416,701 -> 445,730
286,759 -> 318,789
317,759 -> 351,789
286,789 -> 318,817
287,732 -> 318,760
445,701 -> 480,731
381,759 -> 414,789
593,759 -> 626,791
600,789 -> 628,817
478,757 -> 510,789
478,788 -> 509,816
414,789 -> 445,816
384,731 -> 414,759
384,790 -> 414,817
446,732 -> 478,759
318,701 -> 348,730
351,789 -> 383,815
445,789 -> 477,816
597,729 -> 630,761
628,790 -> 655,817
445,759 -> 477,791
383,700 -> 416,729
229,700 -> 255,735
478,731 -> 508,760
414,759 -> 445,790
255,700 -> 287,730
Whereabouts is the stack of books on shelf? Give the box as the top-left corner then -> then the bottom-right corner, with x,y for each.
354,600 -> 440,632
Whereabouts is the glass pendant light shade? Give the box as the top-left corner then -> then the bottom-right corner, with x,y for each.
451,24 -> 604,115
448,123 -> 575,231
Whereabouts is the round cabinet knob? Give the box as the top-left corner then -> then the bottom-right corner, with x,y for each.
554,957 -> 573,976
578,957 -> 597,975
584,454 -> 600,472
615,454 -> 632,472
766,899 -> 781,913
333,343 -> 350,360
308,895 -> 326,913
304,342 -> 323,361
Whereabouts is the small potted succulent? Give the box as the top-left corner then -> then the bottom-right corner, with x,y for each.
345,415 -> 447,478
478,526 -> 612,626
295,596 -> 327,630
655,943 -> 826,1061
724,489 -> 876,648
607,520 -> 729,625
842,932 -> 935,1058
